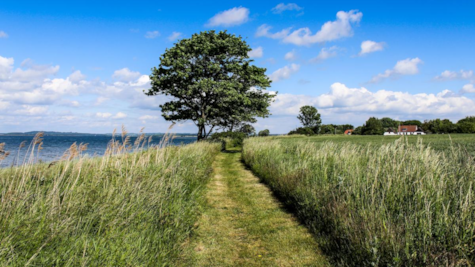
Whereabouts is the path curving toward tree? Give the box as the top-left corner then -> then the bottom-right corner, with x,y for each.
179,148 -> 330,266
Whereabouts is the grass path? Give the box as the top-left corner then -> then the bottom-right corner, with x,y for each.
180,148 -> 329,266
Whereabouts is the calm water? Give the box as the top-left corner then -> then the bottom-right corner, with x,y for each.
0,135 -> 196,167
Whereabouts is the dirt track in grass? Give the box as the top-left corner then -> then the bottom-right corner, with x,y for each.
179,148 -> 330,267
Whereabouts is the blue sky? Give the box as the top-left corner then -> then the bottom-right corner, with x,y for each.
1,0 -> 474,133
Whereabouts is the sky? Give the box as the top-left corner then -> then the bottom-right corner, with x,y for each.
1,0 -> 475,134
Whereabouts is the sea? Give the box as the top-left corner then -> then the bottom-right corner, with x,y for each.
0,135 -> 197,167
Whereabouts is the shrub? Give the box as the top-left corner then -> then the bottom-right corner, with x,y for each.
288,127 -> 315,136
210,131 -> 246,148
258,129 -> 270,137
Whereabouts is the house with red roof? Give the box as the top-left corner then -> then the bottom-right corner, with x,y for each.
397,125 -> 426,135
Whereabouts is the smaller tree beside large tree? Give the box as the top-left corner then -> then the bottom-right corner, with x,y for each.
297,105 -> 322,132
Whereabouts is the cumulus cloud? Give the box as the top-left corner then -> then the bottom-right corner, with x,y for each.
11,64 -> 60,82
248,47 -> 263,58
14,105 -> 49,116
112,68 -> 141,82
270,83 -> 475,123
167,32 -> 182,41
0,56 -> 14,79
460,84 -> 475,94
145,31 -> 160,39
268,63 -> 300,82
256,10 -> 362,46
272,3 -> 303,14
434,69 -> 473,81
69,70 -> 86,83
206,7 -> 250,27
370,58 -> 423,83
255,24 -> 292,39
113,112 -> 127,119
359,40 -> 385,56
0,55 -> 178,133
96,112 -> 112,118
310,46 -> 339,63
284,50 -> 297,61
0,31 -> 7,38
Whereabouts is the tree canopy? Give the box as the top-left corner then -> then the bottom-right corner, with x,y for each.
362,117 -> 384,135
297,106 -> 322,129
258,129 -> 270,137
145,30 -> 275,140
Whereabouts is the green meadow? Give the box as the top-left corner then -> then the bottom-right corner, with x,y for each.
243,134 -> 475,266
1,133 -> 475,266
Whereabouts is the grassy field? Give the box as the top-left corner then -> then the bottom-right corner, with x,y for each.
243,134 -> 475,266
272,134 -> 475,156
0,133 -> 220,266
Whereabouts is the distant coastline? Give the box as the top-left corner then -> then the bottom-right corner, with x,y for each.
0,131 -> 197,137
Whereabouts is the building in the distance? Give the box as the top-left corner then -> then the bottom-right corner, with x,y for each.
383,127 -> 397,136
344,129 -> 354,135
397,125 -> 426,135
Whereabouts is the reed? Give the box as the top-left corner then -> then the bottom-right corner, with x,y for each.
0,131 -> 219,266
242,137 -> 475,266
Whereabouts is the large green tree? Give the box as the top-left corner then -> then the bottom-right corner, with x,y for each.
362,117 -> 384,135
145,31 -> 275,140
297,105 -> 322,130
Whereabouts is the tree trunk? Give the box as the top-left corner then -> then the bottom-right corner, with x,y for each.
197,124 -> 205,141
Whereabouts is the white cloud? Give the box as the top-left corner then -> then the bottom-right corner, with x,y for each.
270,83 -> 475,126
359,40 -> 385,56
69,70 -> 86,83
284,50 -> 297,61
248,47 -> 263,58
139,115 -> 159,120
310,46 -> 339,63
167,32 -> 182,41
113,112 -> 127,119
256,24 -> 292,39
0,31 -> 7,38
96,112 -> 112,118
94,97 -> 109,105
145,31 -> 160,39
41,78 -> 80,95
272,3 -> 303,14
460,84 -> 475,94
269,63 -> 300,82
0,56 -> 14,79
370,58 -> 423,83
11,64 -> 59,82
112,68 -> 141,82
14,105 -> 49,116
206,7 -> 250,27
139,115 -> 159,124
434,69 -> 473,81
0,54 -> 178,133
256,10 -> 362,46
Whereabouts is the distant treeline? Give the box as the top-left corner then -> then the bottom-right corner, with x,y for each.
353,116 -> 475,135
288,116 -> 475,136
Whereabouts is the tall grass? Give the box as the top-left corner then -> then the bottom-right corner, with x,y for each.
0,131 -> 219,266
243,137 -> 474,266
